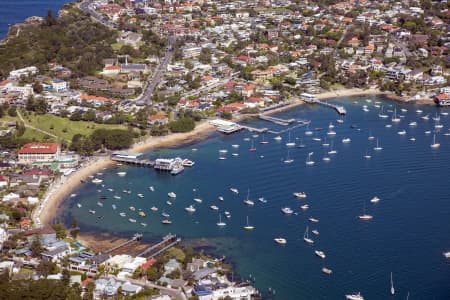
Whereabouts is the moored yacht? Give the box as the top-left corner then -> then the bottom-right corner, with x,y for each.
281,207 -> 294,215
345,292 -> 364,300
293,192 -> 307,199
274,238 -> 287,245
431,134 -> 440,148
185,205 -> 196,213
370,196 -> 380,203
168,192 -> 177,198
230,187 -> 239,194
303,226 -> 314,244
315,250 -> 326,259
322,267 -> 332,275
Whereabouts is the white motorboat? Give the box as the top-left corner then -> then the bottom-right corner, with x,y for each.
232,144 -> 240,148
359,213 -> 373,220
274,238 -> 287,245
76,203 -> 82,208
161,212 -> 170,218
194,198 -> 203,203
370,196 -> 380,203
345,292 -> 364,300
416,109 -> 423,114
119,212 -> 126,217
281,207 -> 294,215
301,204 -> 309,210
431,134 -> 440,148
162,219 -> 172,224
129,218 -> 136,223
409,137 -> 416,141
150,206 -> 158,212
293,192 -> 307,199
168,192 -> 177,198
322,267 -> 332,275
443,252 -> 450,258
97,202 -> 103,207
117,172 -> 127,177
232,153 -> 239,157
112,204 -> 116,210
137,193 -> 144,198
312,137 -> 321,142
219,149 -> 228,154
89,209 -> 96,214
409,121 -> 417,126
315,250 -> 326,259
421,114 -> 430,120
385,124 -> 392,128
140,222 -> 147,227
149,186 -> 155,192
166,201 -> 172,206
243,216 -> 255,230
70,193 -> 77,198
182,159 -> 195,167
273,136 -> 282,141
342,138 -> 351,143
185,205 -> 196,213
230,187 -> 239,194
303,226 -> 314,244
322,156 -> 331,162
425,130 -> 431,134
218,156 -> 227,160
397,130 -> 406,135
92,178 -> 103,184
129,206 -> 136,211
258,197 -> 267,203
311,229 -> 319,235
309,217 -> 319,223
210,205 -> 219,211
328,122 -> 335,129
218,196 -> 224,201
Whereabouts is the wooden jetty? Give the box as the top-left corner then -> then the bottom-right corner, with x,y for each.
137,234 -> 181,258
301,93 -> 347,115
258,114 -> 296,126
105,233 -> 143,254
239,125 -> 268,133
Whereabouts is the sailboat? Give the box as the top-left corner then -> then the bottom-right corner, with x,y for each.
249,139 -> 256,152
392,108 -> 401,123
283,150 -> 294,164
379,106 -> 388,118
363,149 -> 371,159
297,138 -> 306,148
430,134 -> 440,148
390,272 -> 395,295
217,214 -> 227,227
305,125 -> 313,136
243,216 -> 254,230
286,131 -> 296,147
243,189 -> 255,206
328,142 -> 337,155
303,226 -> 314,244
306,152 -> 315,166
358,201 -> 373,220
373,139 -> 383,151
260,134 -> 269,144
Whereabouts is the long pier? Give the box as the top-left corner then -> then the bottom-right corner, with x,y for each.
239,125 -> 268,133
267,123 -> 310,135
258,114 -> 296,126
111,156 -> 155,167
302,96 -> 346,115
105,233 -> 142,254
137,234 -> 180,258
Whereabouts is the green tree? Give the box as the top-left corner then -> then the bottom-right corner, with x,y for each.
30,235 -> 44,257
32,81 -> 44,94
52,223 -> 67,240
36,261 -> 57,277
169,117 -> 195,133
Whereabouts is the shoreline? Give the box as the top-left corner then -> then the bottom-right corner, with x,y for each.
35,88 -> 435,250
36,121 -> 216,227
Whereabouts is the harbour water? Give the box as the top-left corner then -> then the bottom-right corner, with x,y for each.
60,96 -> 450,299
0,0 -> 69,39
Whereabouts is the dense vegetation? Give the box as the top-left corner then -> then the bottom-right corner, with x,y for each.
168,117 -> 195,133
70,128 -> 135,155
0,277 -> 81,300
0,6 -> 117,79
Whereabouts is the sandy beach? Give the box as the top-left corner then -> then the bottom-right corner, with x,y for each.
315,87 -> 389,100
35,121 -> 216,227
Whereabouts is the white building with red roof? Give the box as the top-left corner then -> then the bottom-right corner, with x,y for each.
18,143 -> 61,165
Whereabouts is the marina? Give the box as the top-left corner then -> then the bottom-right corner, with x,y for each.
64,96 -> 450,299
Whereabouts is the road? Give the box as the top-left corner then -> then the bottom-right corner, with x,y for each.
79,0 -> 174,107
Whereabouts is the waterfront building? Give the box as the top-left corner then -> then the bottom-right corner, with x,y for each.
18,143 -> 61,166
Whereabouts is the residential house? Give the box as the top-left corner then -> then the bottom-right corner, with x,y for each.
18,143 -> 61,165
147,114 -> 169,126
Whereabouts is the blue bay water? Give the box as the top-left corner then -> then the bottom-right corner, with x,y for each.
0,0 -> 69,39
59,96 -> 450,299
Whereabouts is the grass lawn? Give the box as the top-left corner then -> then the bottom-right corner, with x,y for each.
24,114 -> 128,141
1,113 -> 130,142
111,42 -> 123,51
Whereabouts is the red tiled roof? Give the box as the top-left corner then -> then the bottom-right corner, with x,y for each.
141,258 -> 156,271
18,143 -> 60,155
